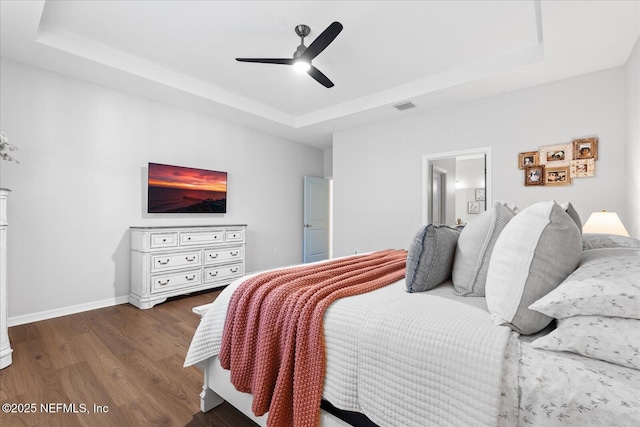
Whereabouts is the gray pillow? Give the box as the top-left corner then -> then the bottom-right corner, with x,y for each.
452,201 -> 517,296
486,201 -> 582,335
560,202 -> 582,234
406,224 -> 462,293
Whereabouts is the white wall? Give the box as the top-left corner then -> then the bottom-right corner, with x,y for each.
626,36 -> 640,239
0,60 -> 324,321
324,146 -> 333,178
333,67 -> 627,256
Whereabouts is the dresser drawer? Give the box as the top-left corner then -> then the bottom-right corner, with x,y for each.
204,246 -> 244,265
130,224 -> 246,309
151,269 -> 202,294
180,231 -> 224,246
151,250 -> 201,272
225,229 -> 245,242
204,263 -> 243,283
150,232 -> 179,249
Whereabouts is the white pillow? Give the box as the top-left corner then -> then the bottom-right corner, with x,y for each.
486,201 -> 582,335
452,201 -> 517,296
531,316 -> 640,370
529,248 -> 640,319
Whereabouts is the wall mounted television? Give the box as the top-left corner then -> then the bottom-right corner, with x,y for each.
147,163 -> 227,213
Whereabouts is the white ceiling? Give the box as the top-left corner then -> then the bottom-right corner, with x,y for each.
1,1 -> 638,149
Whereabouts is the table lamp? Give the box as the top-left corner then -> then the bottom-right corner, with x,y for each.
582,210 -> 630,236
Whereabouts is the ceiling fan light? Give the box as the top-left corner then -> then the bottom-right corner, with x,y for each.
293,60 -> 311,72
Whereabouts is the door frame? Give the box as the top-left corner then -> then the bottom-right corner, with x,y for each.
421,147 -> 492,225
431,166 -> 447,224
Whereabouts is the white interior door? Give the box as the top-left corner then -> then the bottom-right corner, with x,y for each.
303,176 -> 329,263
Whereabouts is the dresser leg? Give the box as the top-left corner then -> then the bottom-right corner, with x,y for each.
128,295 -> 167,309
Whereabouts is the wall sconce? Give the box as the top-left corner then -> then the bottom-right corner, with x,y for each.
582,210 -> 629,236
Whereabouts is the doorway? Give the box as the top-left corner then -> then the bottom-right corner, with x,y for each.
303,176 -> 331,263
432,166 -> 446,224
422,147 -> 492,225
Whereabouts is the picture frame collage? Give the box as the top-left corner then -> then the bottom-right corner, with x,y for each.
518,137 -> 598,187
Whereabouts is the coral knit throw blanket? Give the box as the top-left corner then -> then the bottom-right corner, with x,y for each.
219,249 -> 407,427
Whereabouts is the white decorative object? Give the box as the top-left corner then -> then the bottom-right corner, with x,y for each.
129,225 -> 246,309
0,188 -> 13,369
0,132 -> 19,163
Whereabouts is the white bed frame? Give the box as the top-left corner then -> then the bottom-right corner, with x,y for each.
193,304 -> 352,427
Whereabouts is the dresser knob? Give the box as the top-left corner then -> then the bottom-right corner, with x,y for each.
158,279 -> 170,286
185,256 -> 196,262
185,275 -> 196,281
209,253 -> 219,259
209,271 -> 218,277
230,251 -> 239,256
230,268 -> 238,273
158,259 -> 170,265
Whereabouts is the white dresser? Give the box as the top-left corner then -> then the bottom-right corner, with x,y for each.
129,224 -> 246,309
0,188 -> 13,369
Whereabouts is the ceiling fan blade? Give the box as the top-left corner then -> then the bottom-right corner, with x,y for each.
307,65 -> 334,88
301,21 -> 343,61
236,58 -> 294,65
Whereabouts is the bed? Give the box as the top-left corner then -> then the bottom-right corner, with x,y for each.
184,201 -> 640,426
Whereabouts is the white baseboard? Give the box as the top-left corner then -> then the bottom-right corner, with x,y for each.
8,295 -> 130,327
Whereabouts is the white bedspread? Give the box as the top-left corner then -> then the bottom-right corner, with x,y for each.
355,293 -> 511,426
185,270 -> 514,426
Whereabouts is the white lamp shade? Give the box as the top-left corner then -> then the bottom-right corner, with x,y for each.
582,211 -> 629,236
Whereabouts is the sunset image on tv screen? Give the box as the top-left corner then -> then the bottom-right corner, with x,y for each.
147,163 -> 227,213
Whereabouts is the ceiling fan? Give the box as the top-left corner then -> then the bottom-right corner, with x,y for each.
236,21 -> 343,88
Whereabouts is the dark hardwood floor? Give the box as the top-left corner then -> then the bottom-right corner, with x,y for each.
0,290 -> 258,426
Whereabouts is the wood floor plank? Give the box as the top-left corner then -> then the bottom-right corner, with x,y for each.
6,323 -> 42,344
71,331 -> 149,407
3,341 -> 81,427
160,353 -> 204,388
1,289 -> 258,427
102,306 -> 181,362
58,361 -> 127,427
35,320 -> 84,370
117,395 -> 175,427
118,349 -> 199,423
79,309 -> 137,356
0,352 -> 26,400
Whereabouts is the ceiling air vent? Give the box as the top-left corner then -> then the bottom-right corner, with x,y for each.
393,101 -> 416,111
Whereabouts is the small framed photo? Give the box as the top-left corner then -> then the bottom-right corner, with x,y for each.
573,137 -> 598,160
518,151 -> 539,170
524,165 -> 545,186
540,143 -> 572,167
570,159 -> 596,178
468,202 -> 480,214
544,166 -> 571,186
475,188 -> 485,201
